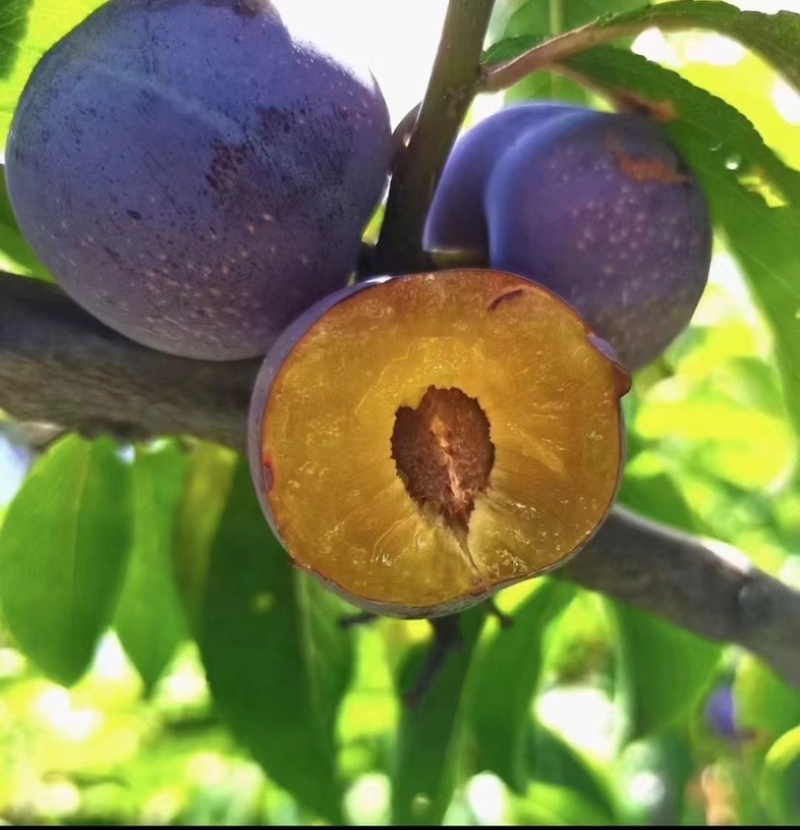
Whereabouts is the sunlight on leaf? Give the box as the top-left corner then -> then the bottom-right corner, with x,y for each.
0,434 -> 132,685
0,0 -> 105,148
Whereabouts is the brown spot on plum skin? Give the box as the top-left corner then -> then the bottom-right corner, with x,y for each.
488,288 -> 524,312
611,145 -> 691,185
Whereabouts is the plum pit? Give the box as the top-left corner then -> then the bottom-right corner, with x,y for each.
391,386 -> 495,531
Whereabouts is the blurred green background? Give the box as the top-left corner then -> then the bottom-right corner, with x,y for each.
2,0 -> 800,824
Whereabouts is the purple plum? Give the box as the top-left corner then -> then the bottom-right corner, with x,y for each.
425,106 -> 712,370
705,685 -> 738,741
6,0 -> 392,360
424,103 -> 580,254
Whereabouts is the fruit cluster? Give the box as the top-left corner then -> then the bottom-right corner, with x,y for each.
6,0 -> 711,617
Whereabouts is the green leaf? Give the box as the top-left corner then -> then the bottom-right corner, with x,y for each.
633,389 -> 793,492
616,734 -> 695,825
547,46 -> 800,436
492,0 -> 643,104
760,725 -> 800,825
0,433 -> 132,685
513,780 -> 614,825
484,2 -> 800,96
506,0 -> 645,35
617,455 -> 697,534
198,461 -> 353,823
468,580 -> 573,791
602,1 -> 800,93
712,195 -> 800,436
528,723 -> 618,822
391,607 -> 486,826
171,441 -> 237,636
735,654 -> 800,745
612,601 -> 721,739
0,0 -> 32,79
0,164 -> 50,279
0,0 -> 105,147
114,441 -> 190,692
482,34 -> 547,67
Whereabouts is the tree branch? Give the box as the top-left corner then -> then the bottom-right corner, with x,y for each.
0,272 -> 258,449
560,509 -> 800,686
2,272 -> 800,686
373,0 -> 495,274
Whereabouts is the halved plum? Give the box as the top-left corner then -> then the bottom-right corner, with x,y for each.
248,269 -> 630,618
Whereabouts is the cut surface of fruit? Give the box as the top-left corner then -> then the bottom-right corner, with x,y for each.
254,269 -> 629,618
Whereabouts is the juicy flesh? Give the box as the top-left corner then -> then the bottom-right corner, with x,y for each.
262,270 -> 625,612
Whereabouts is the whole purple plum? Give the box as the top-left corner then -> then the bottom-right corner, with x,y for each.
423,103 -> 579,255
425,106 -> 712,370
6,0 -> 392,360
704,685 -> 738,741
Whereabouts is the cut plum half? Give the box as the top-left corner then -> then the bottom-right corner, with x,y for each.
248,269 -> 630,619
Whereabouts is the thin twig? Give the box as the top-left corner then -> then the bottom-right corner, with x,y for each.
373,0 -> 495,274
480,22 -> 633,93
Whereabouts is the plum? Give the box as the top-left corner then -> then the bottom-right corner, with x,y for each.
5,0 -> 392,360
424,106 -> 712,370
705,685 -> 738,741
423,103 -> 579,255
248,268 -> 630,619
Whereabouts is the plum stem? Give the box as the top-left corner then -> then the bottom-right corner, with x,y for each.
338,610 -> 378,630
373,0 -> 495,275
486,598 -> 513,629
403,614 -> 465,709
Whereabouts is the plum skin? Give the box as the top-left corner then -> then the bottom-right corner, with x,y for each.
425,105 -> 712,370
422,103 -> 577,255
248,270 -> 629,620
704,685 -> 738,741
5,0 -> 392,360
